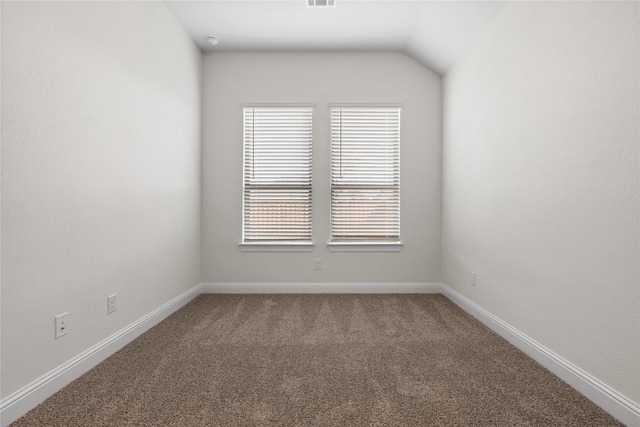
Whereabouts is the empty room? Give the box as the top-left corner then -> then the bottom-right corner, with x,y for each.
1,0 -> 638,426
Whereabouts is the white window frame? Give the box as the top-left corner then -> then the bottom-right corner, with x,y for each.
328,105 -> 403,252
239,105 -> 314,252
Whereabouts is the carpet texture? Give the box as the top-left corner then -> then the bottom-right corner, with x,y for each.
12,294 -> 621,426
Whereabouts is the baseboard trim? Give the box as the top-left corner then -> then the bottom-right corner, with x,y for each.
440,284 -> 640,427
3,282 -> 637,427
200,282 -> 442,294
0,284 -> 201,427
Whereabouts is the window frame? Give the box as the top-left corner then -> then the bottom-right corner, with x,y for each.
328,105 -> 403,252
239,105 -> 315,252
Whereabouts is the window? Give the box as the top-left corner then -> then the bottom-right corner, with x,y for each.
329,106 -> 401,251
241,106 -> 313,250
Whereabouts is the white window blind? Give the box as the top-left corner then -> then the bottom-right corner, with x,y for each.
243,107 -> 313,243
330,106 -> 400,242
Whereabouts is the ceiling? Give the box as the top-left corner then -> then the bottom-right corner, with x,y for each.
165,0 -> 509,75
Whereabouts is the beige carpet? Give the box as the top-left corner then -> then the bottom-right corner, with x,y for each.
13,294 -> 621,426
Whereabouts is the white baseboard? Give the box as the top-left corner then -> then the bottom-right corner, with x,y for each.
440,284 -> 640,427
3,282 -> 637,427
200,282 -> 442,294
0,284 -> 201,427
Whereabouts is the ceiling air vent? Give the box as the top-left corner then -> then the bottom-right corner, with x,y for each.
308,0 -> 336,7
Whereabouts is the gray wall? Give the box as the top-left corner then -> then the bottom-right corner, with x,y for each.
202,52 -> 442,283
1,1 -> 202,398
442,2 -> 639,402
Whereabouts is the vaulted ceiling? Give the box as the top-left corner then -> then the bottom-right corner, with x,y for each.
165,1 -> 509,75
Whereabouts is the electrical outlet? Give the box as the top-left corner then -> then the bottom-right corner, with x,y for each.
107,294 -> 117,314
314,258 -> 322,270
471,272 -> 477,287
55,313 -> 68,338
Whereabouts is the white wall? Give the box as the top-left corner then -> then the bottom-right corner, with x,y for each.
442,1 -> 639,404
202,52 -> 441,283
1,1 -> 202,398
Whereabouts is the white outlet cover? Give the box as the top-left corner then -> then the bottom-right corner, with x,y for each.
107,294 -> 117,314
55,313 -> 68,338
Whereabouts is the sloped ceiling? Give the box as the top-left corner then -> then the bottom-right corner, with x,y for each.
165,0 -> 508,75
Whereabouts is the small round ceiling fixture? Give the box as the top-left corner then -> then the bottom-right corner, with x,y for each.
207,36 -> 219,46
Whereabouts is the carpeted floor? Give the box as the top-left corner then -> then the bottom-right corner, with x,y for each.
13,294 -> 622,426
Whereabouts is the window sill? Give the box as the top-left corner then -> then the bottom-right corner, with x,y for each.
239,242 -> 315,252
327,242 -> 404,252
